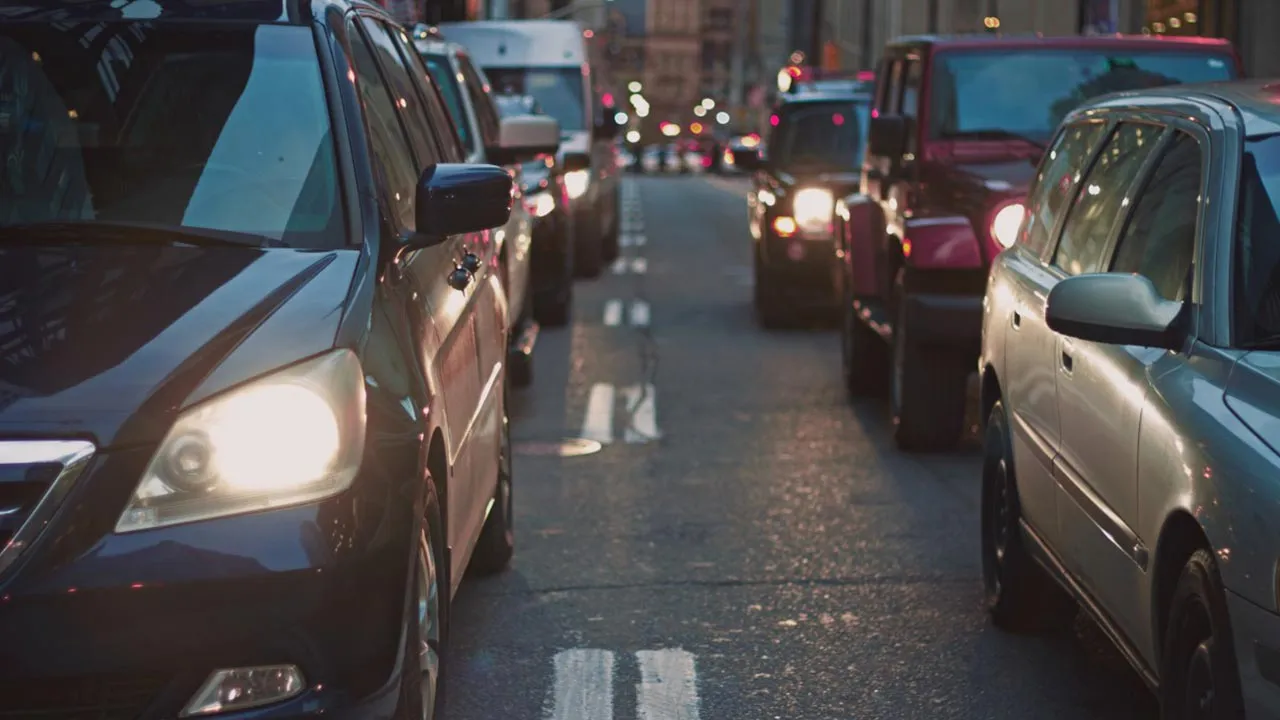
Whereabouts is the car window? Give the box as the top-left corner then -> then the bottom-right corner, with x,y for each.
457,54 -> 501,148
422,53 -> 476,154
1233,134 -> 1280,341
1109,131 -> 1200,301
769,101 -> 867,173
359,17 -> 440,169
901,58 -> 922,154
1052,122 -> 1160,276
348,20 -> 419,233
1021,121 -> 1107,255
884,60 -> 904,114
484,67 -> 586,132
393,33 -> 466,163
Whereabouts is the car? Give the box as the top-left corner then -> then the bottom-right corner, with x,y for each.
436,19 -> 624,278
493,93 -> 578,327
978,79 -> 1280,719
732,90 -> 872,327
413,29 -> 561,384
837,33 -> 1243,451
0,1 -> 556,718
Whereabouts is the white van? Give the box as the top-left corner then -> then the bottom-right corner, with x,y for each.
437,19 -> 621,277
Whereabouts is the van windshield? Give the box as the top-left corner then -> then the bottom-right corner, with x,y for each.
482,67 -> 585,132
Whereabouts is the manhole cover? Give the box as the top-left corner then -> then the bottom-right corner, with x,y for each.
513,437 -> 603,457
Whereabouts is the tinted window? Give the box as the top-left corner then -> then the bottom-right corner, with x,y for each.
1021,122 -> 1107,254
457,56 -> 501,147
930,50 -> 1234,143
1235,135 -> 1280,340
884,60 -> 904,114
901,59 -> 922,154
1110,132 -> 1200,301
1053,123 -> 1160,275
483,67 -> 585,132
769,101 -> 868,173
348,21 -> 418,233
386,25 -> 465,163
0,24 -> 344,247
360,18 -> 440,168
423,54 -> 475,153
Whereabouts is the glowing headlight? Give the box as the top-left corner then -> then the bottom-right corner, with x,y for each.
564,169 -> 590,200
990,202 -> 1026,249
793,187 -> 834,230
526,192 -> 556,218
116,349 -> 366,532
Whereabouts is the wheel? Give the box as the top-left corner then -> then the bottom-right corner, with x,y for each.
1159,549 -> 1245,720
889,271 -> 969,451
574,216 -> 603,279
469,396 -> 514,575
534,284 -> 572,327
841,295 -> 888,399
753,249 -> 790,329
981,400 -> 1075,633
402,483 -> 448,720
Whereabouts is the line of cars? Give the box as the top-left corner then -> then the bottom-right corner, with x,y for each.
0,1 -> 615,719
736,30 -> 1280,718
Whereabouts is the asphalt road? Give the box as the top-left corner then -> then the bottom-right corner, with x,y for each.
443,173 -> 1158,719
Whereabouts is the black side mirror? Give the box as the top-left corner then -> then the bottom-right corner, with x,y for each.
562,151 -> 591,173
409,163 -> 512,246
868,115 -> 907,159
730,148 -> 760,170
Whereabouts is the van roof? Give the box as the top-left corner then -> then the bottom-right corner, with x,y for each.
435,20 -> 588,67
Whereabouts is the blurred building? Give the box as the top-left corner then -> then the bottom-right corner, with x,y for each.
640,0 -> 701,138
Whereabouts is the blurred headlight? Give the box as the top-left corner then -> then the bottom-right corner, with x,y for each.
116,349 -> 366,532
990,202 -> 1026,249
529,192 -> 556,218
793,188 -> 834,230
564,169 -> 590,200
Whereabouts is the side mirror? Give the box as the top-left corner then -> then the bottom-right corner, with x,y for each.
730,148 -> 760,170
868,115 -> 907,159
1045,273 -> 1186,349
487,115 -> 561,166
562,151 -> 591,173
411,163 -> 512,244
593,111 -> 620,140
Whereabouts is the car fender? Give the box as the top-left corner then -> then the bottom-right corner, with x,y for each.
838,193 -> 884,296
900,216 -> 984,270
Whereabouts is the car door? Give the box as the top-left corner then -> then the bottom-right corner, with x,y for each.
1056,127 -> 1203,637
348,17 -> 489,575
1000,119 -> 1108,545
1043,120 -> 1163,624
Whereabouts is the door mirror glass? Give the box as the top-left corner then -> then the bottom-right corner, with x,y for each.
868,114 -> 906,159
1046,273 -> 1186,349
488,114 -> 561,165
410,163 -> 512,245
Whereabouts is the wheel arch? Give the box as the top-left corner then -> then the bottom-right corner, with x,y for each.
979,364 -> 1001,432
426,428 -> 449,540
1151,509 -> 1212,660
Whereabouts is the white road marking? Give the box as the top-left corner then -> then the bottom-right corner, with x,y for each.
620,234 -> 646,247
548,649 -> 615,720
610,257 -> 628,274
603,299 -> 623,326
636,649 -> 699,720
629,300 -> 650,327
621,383 -> 660,443
581,384 -> 615,443
630,257 -> 648,274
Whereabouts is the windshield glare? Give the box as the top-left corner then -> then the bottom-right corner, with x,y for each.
930,50 -> 1235,142
769,102 -> 868,173
0,24 -> 344,248
1235,135 -> 1280,342
482,67 -> 585,132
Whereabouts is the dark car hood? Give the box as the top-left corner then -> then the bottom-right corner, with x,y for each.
777,170 -> 863,197
0,245 -> 359,448
951,158 -> 1039,194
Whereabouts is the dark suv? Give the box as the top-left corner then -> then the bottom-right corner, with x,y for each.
0,1 -> 554,718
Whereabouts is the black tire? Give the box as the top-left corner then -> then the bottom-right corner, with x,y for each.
753,249 -> 790,329
981,400 -> 1075,633
508,348 -> 533,388
469,396 -> 514,575
602,197 -> 621,263
401,482 -> 449,720
534,284 -> 572,327
841,295 -> 888,399
889,271 -> 969,451
574,218 -> 603,279
1159,549 -> 1245,720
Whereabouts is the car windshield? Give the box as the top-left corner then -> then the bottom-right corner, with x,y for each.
930,49 -> 1236,144
481,67 -> 585,132
1234,134 -> 1280,343
769,101 -> 868,173
422,53 -> 475,153
494,94 -> 542,117
0,23 -> 345,248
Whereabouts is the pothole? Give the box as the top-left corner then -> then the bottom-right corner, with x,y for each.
513,437 -> 603,457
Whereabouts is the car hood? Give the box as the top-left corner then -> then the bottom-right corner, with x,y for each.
778,170 -> 862,198
950,158 -> 1039,194
1225,351 -> 1280,458
0,245 -> 359,448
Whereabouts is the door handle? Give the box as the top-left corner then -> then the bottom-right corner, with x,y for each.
1061,351 -> 1073,373
460,252 -> 481,274
1011,310 -> 1022,329
446,266 -> 472,292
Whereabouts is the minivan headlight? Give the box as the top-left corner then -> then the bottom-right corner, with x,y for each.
116,349 -> 367,533
990,202 -> 1026,249
793,187 -> 834,230
564,169 -> 590,199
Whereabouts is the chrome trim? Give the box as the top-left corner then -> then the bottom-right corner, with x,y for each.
0,439 -> 96,577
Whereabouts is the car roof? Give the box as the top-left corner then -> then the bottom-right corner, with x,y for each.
0,0 -> 400,25
888,33 -> 1236,53
1078,79 -> 1280,138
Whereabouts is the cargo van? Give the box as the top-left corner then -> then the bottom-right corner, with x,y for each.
437,19 -> 621,277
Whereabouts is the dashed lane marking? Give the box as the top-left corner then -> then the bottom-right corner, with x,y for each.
620,234 -> 646,247
621,383 -> 660,443
628,300 -> 650,327
576,385 -> 660,444
603,299 -> 623,327
548,649 -> 615,720
637,649 -> 700,720
631,257 -> 648,274
581,383 -> 615,444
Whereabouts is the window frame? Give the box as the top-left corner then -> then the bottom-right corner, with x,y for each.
1018,119 -> 1109,262
357,15 -> 441,170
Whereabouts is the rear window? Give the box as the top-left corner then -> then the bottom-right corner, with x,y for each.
767,101 -> 869,173
482,67 -> 585,132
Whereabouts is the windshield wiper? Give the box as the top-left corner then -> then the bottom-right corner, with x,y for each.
941,129 -> 1045,150
0,221 -> 281,248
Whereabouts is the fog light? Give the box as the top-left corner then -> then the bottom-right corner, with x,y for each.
181,665 -> 305,717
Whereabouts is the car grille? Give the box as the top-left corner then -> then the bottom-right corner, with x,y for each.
0,440 -> 96,578
0,673 -> 167,719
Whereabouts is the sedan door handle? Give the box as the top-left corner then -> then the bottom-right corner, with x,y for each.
447,266 -> 472,292
1011,310 -> 1022,329
460,253 -> 481,274
1061,351 -> 1073,373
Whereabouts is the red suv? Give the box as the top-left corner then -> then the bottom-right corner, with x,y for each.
837,34 -> 1241,451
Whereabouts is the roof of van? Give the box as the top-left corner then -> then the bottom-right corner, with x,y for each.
435,20 -> 588,67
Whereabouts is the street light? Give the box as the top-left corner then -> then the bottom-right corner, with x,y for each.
614,111 -> 628,124
635,104 -> 649,117
628,81 -> 642,93
693,105 -> 707,117
625,130 -> 641,143
715,111 -> 730,125
701,98 -> 715,109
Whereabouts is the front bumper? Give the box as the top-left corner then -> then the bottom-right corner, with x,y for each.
758,225 -> 837,306
0,446 -> 416,719
1227,590 -> 1280,718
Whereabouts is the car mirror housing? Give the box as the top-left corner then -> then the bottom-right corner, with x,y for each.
487,115 -> 561,166
1045,273 -> 1186,349
409,163 -> 512,246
